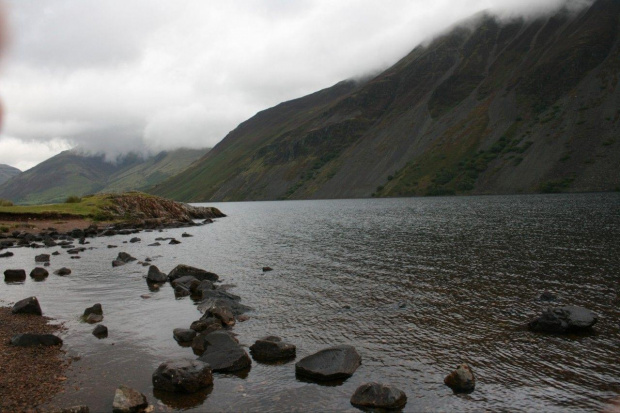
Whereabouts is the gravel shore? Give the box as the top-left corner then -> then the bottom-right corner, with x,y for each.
0,307 -> 68,412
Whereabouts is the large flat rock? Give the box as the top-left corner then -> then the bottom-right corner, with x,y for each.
295,345 -> 361,381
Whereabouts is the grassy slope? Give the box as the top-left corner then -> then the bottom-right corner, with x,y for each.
0,165 -> 20,185
0,193 -> 115,218
149,0 -> 620,201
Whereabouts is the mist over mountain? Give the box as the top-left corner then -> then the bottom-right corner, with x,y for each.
150,0 -> 620,202
0,148 -> 208,205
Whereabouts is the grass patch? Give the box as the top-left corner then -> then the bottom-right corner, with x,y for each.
0,199 -> 13,207
65,195 -> 82,204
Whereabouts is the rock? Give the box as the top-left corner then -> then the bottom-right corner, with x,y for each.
171,275 -> 201,291
168,264 -> 219,283
262,267 -> 273,272
146,265 -> 167,283
4,269 -> 27,282
201,300 -> 235,327
152,359 -> 213,393
12,296 -> 43,315
112,385 -> 148,413
83,303 -> 103,317
350,382 -> 407,409
148,242 -> 161,247
181,232 -> 193,238
52,251 -> 61,255
0,251 -> 14,258
86,313 -> 103,324
117,252 -> 137,263
539,291 -> 557,301
295,345 -> 361,381
54,267 -> 72,276
108,245 -> 118,248
112,260 -> 126,267
173,328 -> 197,343
190,317 -> 222,334
71,256 -> 81,259
129,237 -> 141,243
528,305 -> 598,333
169,239 -> 181,245
198,296 -> 252,317
92,324 -> 108,338
191,280 -> 215,296
250,336 -> 296,362
203,218 -> 213,224
444,364 -> 475,393
197,331 -> 252,372
174,284 -> 191,297
30,267 -> 49,279
35,253 -> 50,262
11,333 -> 63,347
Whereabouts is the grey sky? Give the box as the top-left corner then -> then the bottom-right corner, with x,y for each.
0,0 -> 591,170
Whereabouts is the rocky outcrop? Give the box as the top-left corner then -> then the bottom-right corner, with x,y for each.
152,359 -> 213,393
12,297 -> 42,315
528,306 -> 598,333
112,385 -> 148,413
295,345 -> 361,381
250,336 -> 296,362
444,364 -> 476,393
350,383 -> 407,409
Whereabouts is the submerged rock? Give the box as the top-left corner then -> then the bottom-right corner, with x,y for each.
4,269 -> 26,282
250,336 -> 296,362
444,364 -> 475,393
528,305 -> 598,333
295,345 -> 361,381
54,267 -> 72,276
0,251 -> 14,258
112,385 -> 148,413
11,333 -> 63,347
350,382 -> 407,409
152,359 -> 213,393
35,253 -> 50,262
117,252 -> 137,263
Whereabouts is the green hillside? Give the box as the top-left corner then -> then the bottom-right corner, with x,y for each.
152,0 -> 620,201
0,164 -> 20,185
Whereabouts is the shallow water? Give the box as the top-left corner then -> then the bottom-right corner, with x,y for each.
1,193 -> 619,412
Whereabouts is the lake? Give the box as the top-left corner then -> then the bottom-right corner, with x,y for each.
1,193 -> 619,412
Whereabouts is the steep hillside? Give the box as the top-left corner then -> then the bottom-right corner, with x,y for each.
0,148 -> 208,205
0,164 -> 20,185
153,0 -> 620,201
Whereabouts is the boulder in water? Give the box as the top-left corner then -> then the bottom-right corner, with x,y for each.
444,364 -> 475,393
196,331 -> 251,372
250,336 -> 296,362
86,313 -> 103,324
295,345 -> 361,381
35,254 -> 50,262
83,303 -> 103,317
146,265 -> 167,283
30,267 -> 49,279
4,269 -> 26,282
93,324 -> 108,338
54,267 -> 71,276
350,382 -> 407,409
168,264 -> 218,283
112,385 -> 148,413
152,359 -> 213,393
528,305 -> 598,333
173,328 -> 197,343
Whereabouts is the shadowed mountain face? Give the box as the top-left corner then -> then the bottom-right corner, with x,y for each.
0,148 -> 208,205
0,164 -> 20,185
152,0 -> 620,202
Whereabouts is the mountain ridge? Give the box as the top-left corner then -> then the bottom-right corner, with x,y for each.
0,164 -> 21,186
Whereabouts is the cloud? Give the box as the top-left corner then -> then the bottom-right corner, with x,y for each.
0,136 -> 73,171
0,0 -> 593,168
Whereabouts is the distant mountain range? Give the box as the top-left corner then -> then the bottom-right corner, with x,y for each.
0,164 -> 20,185
0,148 -> 208,205
152,0 -> 620,201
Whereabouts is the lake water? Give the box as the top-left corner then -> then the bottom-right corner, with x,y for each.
1,193 -> 619,412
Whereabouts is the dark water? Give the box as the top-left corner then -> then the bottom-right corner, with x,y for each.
1,193 -> 619,412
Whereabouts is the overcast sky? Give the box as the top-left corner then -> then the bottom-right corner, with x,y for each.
0,0 -> 591,170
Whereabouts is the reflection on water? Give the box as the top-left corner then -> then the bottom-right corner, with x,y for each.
1,193 -> 619,412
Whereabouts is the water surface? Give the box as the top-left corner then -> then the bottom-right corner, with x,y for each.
1,193 -> 619,412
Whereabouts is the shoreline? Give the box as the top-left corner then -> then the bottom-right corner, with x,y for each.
0,307 -> 68,412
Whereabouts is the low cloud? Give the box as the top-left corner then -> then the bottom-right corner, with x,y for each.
0,0 -> 593,168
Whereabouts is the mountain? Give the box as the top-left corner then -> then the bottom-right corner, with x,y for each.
0,148 -> 208,205
152,0 -> 620,202
0,164 -> 21,185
